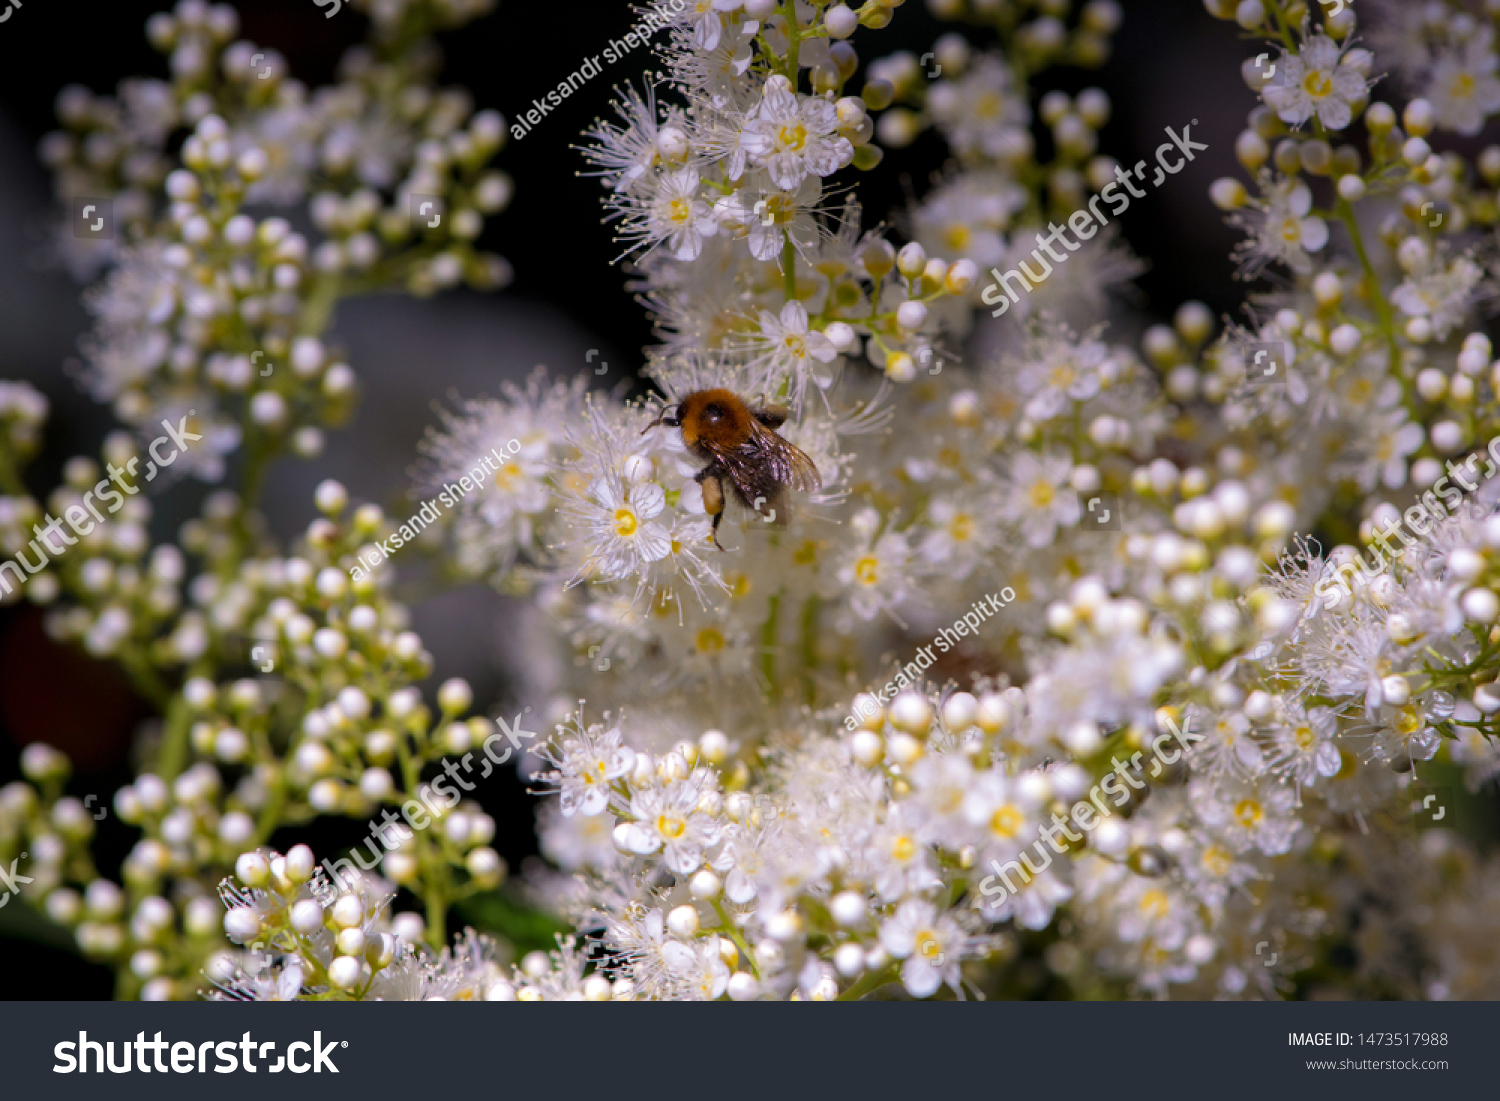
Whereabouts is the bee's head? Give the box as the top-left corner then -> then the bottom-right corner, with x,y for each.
642,403 -> 682,434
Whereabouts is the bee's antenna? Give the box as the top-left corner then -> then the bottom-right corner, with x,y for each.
642,408 -> 680,435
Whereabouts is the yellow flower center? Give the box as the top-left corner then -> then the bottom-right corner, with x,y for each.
975,91 -> 1002,119
1233,798 -> 1263,828
657,813 -> 687,840
855,554 -> 879,586
1028,478 -> 1056,509
1335,749 -> 1358,780
915,930 -> 942,960
1294,724 -> 1315,749
1049,363 -> 1077,389
944,224 -> 971,252
990,804 -> 1024,838
784,333 -> 807,357
950,514 -> 975,542
1452,72 -> 1476,100
1202,844 -> 1232,877
696,627 -> 726,652
1303,70 -> 1333,99
1138,888 -> 1170,919
669,198 -> 692,225
1280,216 -> 1303,242
778,123 -> 808,152
498,462 -> 522,488
1395,705 -> 1422,736
614,508 -> 638,537
891,834 -> 917,862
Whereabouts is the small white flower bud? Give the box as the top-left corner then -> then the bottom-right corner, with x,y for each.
1380,675 -> 1411,706
235,851 -> 270,887
284,844 -> 314,883
727,971 -> 760,1000
336,927 -> 366,957
830,891 -> 866,927
1462,588 -> 1499,624
331,894 -> 364,929
437,678 -> 472,713
888,692 -> 933,733
290,899 -> 325,935
327,955 -> 364,991
850,729 -> 883,767
667,905 -> 700,937
224,906 -> 261,942
825,3 -> 857,37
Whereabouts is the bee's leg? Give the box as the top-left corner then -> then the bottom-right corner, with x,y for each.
699,471 -> 727,551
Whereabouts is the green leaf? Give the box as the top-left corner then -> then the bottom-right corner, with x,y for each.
454,888 -> 570,958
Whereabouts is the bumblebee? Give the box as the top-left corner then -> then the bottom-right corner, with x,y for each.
644,389 -> 821,549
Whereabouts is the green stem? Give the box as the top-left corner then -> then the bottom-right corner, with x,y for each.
0,442 -> 27,496
799,594 -> 820,704
1335,196 -> 1409,404
782,234 -> 796,302
153,691 -> 194,782
761,592 -> 781,701
713,899 -> 758,980
837,961 -> 897,1000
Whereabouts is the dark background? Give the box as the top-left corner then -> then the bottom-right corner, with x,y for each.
0,0 -> 1260,997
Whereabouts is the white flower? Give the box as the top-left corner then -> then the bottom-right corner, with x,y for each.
1231,175 -> 1329,277
540,724 -> 636,817
868,806 -> 941,901
755,299 -> 837,379
566,476 -> 673,586
1391,254 -> 1486,340
1425,34 -> 1500,135
737,84 -> 852,190
926,55 -> 1031,161
717,174 -> 824,263
673,0 -> 726,51
646,167 -> 719,261
1268,704 -> 1342,789
620,776 -> 722,875
918,495 -> 1001,579
1000,450 -> 1079,548
912,172 -> 1019,270
1190,776 -> 1300,856
879,898 -> 966,998
583,83 -> 687,194
1262,34 -> 1370,130
834,521 -> 915,623
1015,329 -> 1109,422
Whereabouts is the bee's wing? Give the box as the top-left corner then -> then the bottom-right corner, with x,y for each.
700,419 -> 822,502
747,418 -> 821,492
